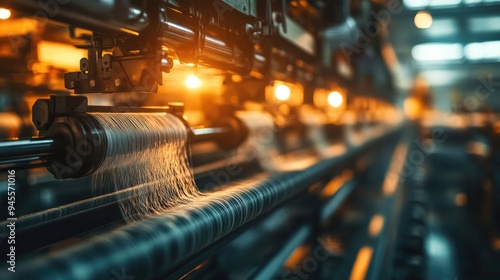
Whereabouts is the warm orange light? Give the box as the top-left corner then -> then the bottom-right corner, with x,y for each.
455,193 -> 467,207
404,97 -> 421,120
493,237 -> 500,251
368,215 -> 384,237
350,247 -> 373,280
274,84 -> 291,101
328,91 -> 343,108
38,41 -> 88,71
414,11 -> 432,29
119,28 -> 139,36
321,169 -> 353,198
0,8 -> 11,20
494,121 -> 500,134
284,245 -> 309,270
383,143 -> 409,196
185,75 -> 201,89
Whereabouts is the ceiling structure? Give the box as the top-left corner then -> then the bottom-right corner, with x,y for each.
388,0 -> 500,110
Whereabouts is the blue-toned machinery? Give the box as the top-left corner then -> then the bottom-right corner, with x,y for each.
0,1 -> 421,280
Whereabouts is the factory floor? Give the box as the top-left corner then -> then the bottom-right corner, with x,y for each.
424,128 -> 500,280
318,126 -> 500,280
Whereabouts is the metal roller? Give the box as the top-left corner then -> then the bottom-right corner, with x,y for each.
0,95 -> 248,178
1,127 -> 400,280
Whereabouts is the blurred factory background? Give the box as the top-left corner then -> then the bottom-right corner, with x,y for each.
0,0 -> 498,279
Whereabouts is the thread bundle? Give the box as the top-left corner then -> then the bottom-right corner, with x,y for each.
90,112 -> 200,221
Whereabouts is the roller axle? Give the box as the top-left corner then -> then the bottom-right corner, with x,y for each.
0,95 -> 249,177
